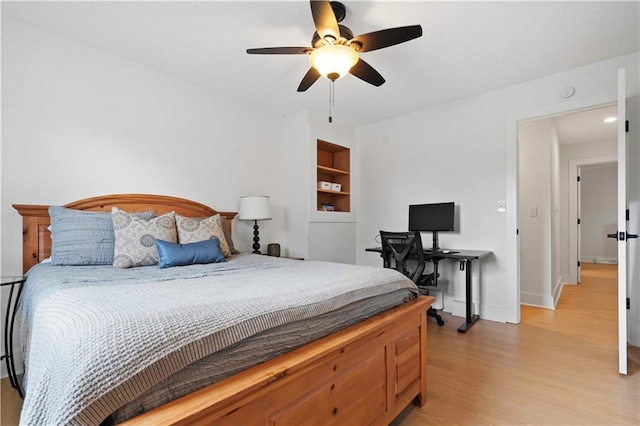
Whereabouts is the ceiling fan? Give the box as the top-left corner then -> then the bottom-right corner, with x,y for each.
246,0 -> 423,92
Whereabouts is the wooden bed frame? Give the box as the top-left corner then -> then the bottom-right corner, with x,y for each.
13,194 -> 433,425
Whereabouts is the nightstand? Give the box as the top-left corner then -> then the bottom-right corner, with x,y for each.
1,276 -> 26,398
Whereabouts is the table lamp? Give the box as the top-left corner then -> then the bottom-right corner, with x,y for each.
239,195 -> 272,254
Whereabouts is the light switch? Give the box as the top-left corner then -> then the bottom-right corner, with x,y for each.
497,200 -> 506,213
529,206 -> 538,217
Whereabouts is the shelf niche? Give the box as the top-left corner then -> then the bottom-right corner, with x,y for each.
317,139 -> 350,212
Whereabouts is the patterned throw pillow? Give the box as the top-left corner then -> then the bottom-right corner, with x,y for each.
175,213 -> 232,257
112,207 -> 177,268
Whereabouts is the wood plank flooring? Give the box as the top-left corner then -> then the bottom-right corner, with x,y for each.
394,263 -> 639,425
2,263 -> 638,425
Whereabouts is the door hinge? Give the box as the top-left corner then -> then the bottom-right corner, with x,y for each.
578,261 -> 581,267
577,176 -> 581,182
627,209 -> 630,221
578,218 -> 581,225
627,298 -> 630,310
626,120 -> 629,132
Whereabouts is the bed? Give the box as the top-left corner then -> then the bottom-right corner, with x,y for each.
13,194 -> 433,425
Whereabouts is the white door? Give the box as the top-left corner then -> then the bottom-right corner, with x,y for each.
627,96 -> 640,350
616,68 -> 629,375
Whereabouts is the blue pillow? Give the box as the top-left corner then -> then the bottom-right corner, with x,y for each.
155,238 -> 226,268
49,206 -> 155,266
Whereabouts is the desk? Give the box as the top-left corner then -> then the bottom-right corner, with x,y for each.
365,247 -> 491,333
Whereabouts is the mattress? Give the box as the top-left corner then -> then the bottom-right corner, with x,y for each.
18,254 -> 417,425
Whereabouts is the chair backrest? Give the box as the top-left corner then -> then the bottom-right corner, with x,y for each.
379,230 -> 426,284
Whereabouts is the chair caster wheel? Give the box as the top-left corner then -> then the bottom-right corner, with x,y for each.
437,319 -> 444,326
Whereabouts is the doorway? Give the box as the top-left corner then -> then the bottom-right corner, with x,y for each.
578,162 -> 618,268
517,105 -> 618,309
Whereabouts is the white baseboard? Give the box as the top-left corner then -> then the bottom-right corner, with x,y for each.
441,296 -> 507,323
520,291 -> 555,309
552,275 -> 565,308
451,299 -> 474,318
478,303 -> 507,323
580,256 -> 618,264
595,257 -> 618,264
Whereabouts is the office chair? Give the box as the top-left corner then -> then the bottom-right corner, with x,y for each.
379,230 -> 444,326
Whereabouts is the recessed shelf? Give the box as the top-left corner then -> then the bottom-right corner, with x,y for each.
317,165 -> 350,176
317,189 -> 350,196
317,140 -> 350,213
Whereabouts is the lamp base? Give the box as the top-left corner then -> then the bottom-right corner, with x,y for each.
252,221 -> 261,254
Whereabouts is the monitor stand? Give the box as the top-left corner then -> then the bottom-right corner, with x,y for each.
431,231 -> 440,251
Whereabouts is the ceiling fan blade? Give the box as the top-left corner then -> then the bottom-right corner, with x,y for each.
350,25 -> 422,53
310,0 -> 340,40
349,59 -> 385,87
246,47 -> 311,55
297,67 -> 321,92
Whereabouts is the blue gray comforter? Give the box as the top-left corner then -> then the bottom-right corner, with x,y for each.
18,254 -> 416,426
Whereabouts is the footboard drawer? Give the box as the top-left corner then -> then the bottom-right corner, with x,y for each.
395,329 -> 422,401
270,351 -> 387,425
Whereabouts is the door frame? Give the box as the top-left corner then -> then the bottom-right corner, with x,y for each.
506,90 -> 632,324
568,156 -> 618,284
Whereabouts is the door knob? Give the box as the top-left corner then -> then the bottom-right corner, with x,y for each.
608,232 -> 638,240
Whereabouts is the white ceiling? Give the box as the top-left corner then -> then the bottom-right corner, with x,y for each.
2,1 -> 639,127
554,104 -> 618,145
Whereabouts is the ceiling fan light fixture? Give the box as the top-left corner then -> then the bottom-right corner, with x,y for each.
309,44 -> 359,81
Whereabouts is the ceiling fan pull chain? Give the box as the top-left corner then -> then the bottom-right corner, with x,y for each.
328,81 -> 334,123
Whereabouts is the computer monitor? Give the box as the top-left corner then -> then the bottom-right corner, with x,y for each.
408,202 -> 455,250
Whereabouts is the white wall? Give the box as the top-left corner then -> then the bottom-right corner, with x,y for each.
580,163 -> 618,263
357,52 -> 639,323
518,118 -> 559,308
283,110 -> 312,259
0,18 -> 287,376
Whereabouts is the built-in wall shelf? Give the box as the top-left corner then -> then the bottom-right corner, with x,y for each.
317,139 -> 350,212
317,188 -> 350,196
317,165 -> 350,176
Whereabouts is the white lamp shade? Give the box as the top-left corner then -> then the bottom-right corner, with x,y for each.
239,196 -> 272,221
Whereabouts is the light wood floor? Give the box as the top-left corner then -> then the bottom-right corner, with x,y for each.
2,263 -> 638,425
393,262 -> 639,425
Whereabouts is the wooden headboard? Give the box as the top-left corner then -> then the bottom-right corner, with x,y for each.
13,194 -> 237,274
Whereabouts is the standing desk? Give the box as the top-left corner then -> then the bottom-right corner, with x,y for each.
365,247 -> 491,333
